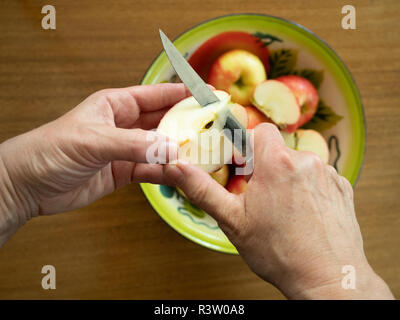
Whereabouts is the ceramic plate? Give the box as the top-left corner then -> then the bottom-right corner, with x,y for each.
140,14 -> 365,254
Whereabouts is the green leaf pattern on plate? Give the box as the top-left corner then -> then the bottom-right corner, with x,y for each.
290,69 -> 324,89
253,32 -> 283,46
303,99 -> 343,131
268,49 -> 298,78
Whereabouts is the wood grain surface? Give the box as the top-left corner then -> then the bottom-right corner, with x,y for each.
0,0 -> 399,299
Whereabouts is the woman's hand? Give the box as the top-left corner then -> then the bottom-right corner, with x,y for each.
0,83 -> 187,245
167,123 -> 394,299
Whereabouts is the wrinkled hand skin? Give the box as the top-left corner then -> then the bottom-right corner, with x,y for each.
168,123 -> 394,299
0,83 -> 188,246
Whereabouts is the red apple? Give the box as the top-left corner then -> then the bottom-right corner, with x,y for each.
226,175 -> 248,195
208,50 -> 267,105
252,80 -> 300,128
245,105 -> 272,129
276,75 -> 319,133
188,31 -> 270,80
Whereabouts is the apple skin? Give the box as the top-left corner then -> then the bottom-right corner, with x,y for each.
207,49 -> 267,105
210,164 -> 229,187
276,75 -> 319,133
188,31 -> 270,80
245,105 -> 272,129
226,175 -> 247,195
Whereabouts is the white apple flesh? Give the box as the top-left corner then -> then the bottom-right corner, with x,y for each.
158,90 -> 236,173
252,80 -> 300,127
281,129 -> 330,164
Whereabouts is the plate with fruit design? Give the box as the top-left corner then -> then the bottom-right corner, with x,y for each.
140,14 -> 365,254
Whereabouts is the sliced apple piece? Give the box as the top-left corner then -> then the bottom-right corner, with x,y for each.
158,90 -> 234,173
276,75 -> 319,133
252,80 -> 300,127
281,129 -> 329,164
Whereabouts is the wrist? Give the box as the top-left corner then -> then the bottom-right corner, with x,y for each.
0,138 -> 39,246
282,261 -> 394,300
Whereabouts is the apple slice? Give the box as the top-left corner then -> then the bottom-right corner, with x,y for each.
157,90 -> 235,173
226,175 -> 247,195
276,75 -> 319,133
252,80 -> 300,127
208,49 -> 267,105
281,129 -> 329,164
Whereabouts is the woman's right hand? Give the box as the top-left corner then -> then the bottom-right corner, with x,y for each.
165,123 -> 393,299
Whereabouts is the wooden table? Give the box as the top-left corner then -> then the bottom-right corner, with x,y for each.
0,0 -> 399,299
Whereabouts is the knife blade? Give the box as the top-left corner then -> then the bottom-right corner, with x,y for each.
159,29 -> 252,162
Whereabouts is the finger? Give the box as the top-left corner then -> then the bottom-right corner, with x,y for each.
165,162 -> 243,230
128,83 -> 191,112
111,161 -> 182,190
129,83 -> 213,113
87,83 -> 190,129
252,123 -> 286,172
87,125 -> 178,164
133,84 -> 215,130
132,107 -> 170,130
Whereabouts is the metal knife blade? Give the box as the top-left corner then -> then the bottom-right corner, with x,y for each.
159,29 -> 252,161
159,29 -> 219,107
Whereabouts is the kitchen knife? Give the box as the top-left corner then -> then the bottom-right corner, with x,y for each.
159,29 -> 252,161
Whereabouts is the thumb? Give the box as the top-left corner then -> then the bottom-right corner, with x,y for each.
166,162 -> 244,233
86,124 -> 178,164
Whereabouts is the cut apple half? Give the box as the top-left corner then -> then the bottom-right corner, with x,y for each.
281,129 -> 329,164
252,80 -> 300,127
158,90 -> 236,173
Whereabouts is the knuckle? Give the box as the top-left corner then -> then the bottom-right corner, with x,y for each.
341,176 -> 354,196
276,147 -> 294,169
325,164 -> 338,176
93,88 -> 113,99
90,89 -> 117,107
301,151 -> 323,169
